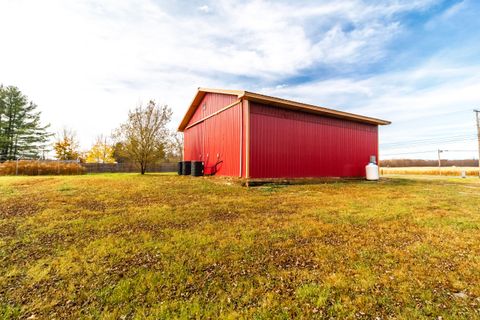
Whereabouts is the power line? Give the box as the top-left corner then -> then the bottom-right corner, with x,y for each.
383,139 -> 477,149
380,137 -> 477,147
381,149 -> 478,157
382,141 -> 477,151
447,150 -> 480,152
381,135 -> 477,147
388,108 -> 475,121
381,150 -> 438,156
379,110 -> 480,163
381,133 -> 476,145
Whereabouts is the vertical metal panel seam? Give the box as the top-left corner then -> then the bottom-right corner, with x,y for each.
245,100 -> 250,179
377,126 -> 379,164
239,98 -> 243,177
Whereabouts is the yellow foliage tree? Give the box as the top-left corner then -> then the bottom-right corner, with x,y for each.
85,136 -> 115,163
53,128 -> 80,160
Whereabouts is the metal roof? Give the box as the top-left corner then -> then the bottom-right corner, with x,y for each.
178,87 -> 391,131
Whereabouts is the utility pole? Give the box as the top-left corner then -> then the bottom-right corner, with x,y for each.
475,110 -> 480,178
437,149 -> 447,175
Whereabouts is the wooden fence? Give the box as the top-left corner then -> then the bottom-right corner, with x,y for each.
81,162 -> 177,173
0,160 -> 178,175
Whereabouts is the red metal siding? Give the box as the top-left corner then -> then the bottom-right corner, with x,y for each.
189,93 -> 238,124
241,100 -> 248,178
183,122 -> 203,161
183,93 -> 242,176
249,102 -> 378,178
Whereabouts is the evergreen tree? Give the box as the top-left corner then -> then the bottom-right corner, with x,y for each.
0,86 -> 51,160
0,85 -> 6,158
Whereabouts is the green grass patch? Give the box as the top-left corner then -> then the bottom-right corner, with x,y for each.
0,174 -> 479,318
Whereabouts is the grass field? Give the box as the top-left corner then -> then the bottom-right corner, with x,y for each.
1,174 -> 480,319
381,166 -> 479,177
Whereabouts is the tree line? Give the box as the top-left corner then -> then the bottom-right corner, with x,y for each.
380,159 -> 479,167
0,85 -> 183,174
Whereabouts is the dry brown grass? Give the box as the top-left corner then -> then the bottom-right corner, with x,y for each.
381,166 -> 479,177
0,174 -> 479,319
0,160 -> 85,175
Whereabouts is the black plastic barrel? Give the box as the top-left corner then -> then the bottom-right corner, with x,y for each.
191,161 -> 204,176
177,161 -> 183,175
182,161 -> 191,175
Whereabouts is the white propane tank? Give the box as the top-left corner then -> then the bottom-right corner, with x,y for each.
365,157 -> 379,181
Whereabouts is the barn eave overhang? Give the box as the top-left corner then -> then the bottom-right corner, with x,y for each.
178,88 -> 391,131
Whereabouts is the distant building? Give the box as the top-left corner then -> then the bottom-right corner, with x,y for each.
178,88 -> 390,178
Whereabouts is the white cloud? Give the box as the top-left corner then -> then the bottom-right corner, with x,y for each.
198,5 -> 210,13
261,58 -> 480,160
0,0 -> 451,156
425,0 -> 468,29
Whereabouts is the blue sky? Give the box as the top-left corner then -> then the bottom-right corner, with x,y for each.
1,0 -> 479,159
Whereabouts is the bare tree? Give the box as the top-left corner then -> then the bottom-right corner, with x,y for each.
166,132 -> 183,161
113,101 -> 172,174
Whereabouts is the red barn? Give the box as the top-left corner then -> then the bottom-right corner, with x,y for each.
178,88 -> 390,179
